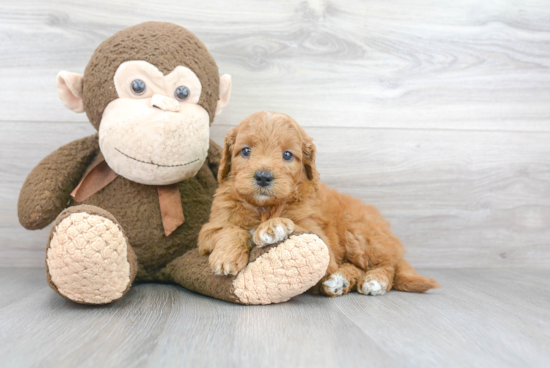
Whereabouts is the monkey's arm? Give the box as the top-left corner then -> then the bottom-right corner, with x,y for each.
207,139 -> 222,179
18,134 -> 100,230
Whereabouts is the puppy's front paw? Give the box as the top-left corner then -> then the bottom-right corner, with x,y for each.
208,240 -> 250,276
253,218 -> 295,247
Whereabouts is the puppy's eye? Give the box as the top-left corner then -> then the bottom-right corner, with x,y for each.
241,147 -> 251,158
283,151 -> 293,161
175,85 -> 190,101
131,79 -> 146,95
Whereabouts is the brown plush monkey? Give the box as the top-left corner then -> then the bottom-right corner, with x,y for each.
18,22 -> 329,305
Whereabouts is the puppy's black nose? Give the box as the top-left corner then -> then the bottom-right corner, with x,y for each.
255,171 -> 274,187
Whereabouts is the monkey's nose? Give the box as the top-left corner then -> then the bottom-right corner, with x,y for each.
254,171 -> 274,187
151,94 -> 180,112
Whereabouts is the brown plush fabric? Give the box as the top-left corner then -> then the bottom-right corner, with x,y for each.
45,204 -> 138,305
18,134 -> 99,230
167,249 -> 241,304
20,133 -> 220,283
83,22 -> 220,129
73,140 -> 219,281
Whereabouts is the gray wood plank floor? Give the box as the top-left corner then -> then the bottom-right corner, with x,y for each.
0,268 -> 548,368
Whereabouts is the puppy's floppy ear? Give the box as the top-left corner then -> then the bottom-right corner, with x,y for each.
218,126 -> 239,183
302,137 -> 320,185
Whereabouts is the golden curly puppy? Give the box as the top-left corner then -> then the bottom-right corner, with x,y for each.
198,111 -> 440,297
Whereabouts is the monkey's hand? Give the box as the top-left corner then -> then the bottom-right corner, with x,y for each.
18,134 -> 100,230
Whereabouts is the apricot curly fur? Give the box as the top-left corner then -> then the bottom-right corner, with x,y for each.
198,111 -> 440,295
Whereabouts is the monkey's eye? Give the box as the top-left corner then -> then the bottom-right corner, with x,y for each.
131,79 -> 146,95
241,147 -> 251,158
175,86 -> 190,101
283,151 -> 294,161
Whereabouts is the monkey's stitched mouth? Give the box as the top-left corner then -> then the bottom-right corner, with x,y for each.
115,148 -> 200,168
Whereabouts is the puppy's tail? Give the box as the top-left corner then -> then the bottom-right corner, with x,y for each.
392,259 -> 440,293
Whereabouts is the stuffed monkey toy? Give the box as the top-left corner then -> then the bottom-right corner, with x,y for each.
17,22 -> 329,305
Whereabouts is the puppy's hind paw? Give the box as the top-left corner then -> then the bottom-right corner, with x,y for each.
358,278 -> 388,296
321,273 -> 350,297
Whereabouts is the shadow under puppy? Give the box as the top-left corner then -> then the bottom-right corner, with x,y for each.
199,111 -> 440,297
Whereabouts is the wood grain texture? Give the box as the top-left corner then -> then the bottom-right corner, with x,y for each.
1,1 -> 550,268
0,267 -> 548,367
2,122 -> 549,268
2,2 -> 550,366
1,0 -> 550,131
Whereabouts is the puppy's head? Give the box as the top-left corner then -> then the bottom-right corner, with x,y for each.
219,111 -> 319,207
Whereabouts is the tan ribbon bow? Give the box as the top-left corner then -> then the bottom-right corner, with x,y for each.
70,160 -> 185,236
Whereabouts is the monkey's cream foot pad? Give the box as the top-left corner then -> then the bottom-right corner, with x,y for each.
46,211 -> 132,304
232,233 -> 330,305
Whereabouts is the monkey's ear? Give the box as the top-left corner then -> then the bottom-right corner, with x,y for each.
215,74 -> 232,116
56,71 -> 85,113
218,126 -> 238,183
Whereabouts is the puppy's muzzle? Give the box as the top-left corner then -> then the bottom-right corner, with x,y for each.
254,170 -> 274,187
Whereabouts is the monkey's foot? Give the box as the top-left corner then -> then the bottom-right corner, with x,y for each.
233,233 -> 329,304
46,205 -> 137,304
169,233 -> 330,305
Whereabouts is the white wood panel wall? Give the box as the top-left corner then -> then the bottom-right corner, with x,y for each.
1,0 -> 549,267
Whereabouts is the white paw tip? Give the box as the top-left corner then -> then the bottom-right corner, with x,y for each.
323,273 -> 349,296
359,279 -> 387,296
257,226 -> 289,246
260,232 -> 275,244
274,225 -> 289,239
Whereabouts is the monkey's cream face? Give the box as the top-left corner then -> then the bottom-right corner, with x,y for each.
99,61 -> 210,185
